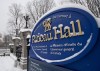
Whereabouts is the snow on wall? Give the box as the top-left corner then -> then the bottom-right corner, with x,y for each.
12,37 -> 21,40
19,29 -> 32,33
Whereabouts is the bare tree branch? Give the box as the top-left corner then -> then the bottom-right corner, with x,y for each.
27,0 -> 55,24
86,0 -> 100,17
8,3 -> 24,36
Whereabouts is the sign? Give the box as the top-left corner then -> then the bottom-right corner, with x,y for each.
28,57 -> 72,71
30,8 -> 99,64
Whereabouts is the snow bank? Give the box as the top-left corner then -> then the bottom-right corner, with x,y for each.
0,56 -> 26,71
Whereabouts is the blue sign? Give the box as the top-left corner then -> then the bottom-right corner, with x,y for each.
30,8 -> 99,64
28,57 -> 72,71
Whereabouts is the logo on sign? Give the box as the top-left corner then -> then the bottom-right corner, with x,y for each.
30,8 -> 98,64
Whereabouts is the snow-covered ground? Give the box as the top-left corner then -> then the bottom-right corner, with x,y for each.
0,56 -> 27,71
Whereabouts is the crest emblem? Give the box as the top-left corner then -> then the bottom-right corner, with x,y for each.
43,18 -> 51,32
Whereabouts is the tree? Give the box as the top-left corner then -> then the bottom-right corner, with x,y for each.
0,33 -> 3,47
69,0 -> 100,17
86,0 -> 100,17
3,34 -> 12,48
27,0 -> 55,25
8,3 -> 24,36
70,0 -> 87,6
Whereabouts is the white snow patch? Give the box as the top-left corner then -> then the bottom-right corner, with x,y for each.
57,30 -> 60,33
26,34 -> 31,39
58,24 -> 63,27
64,26 -> 69,29
96,18 -> 100,28
70,32 -> 84,36
54,0 -> 72,6
53,26 -> 57,29
40,34 -> 43,36
19,29 -> 32,33
0,56 -> 26,71
12,37 -> 21,40
9,43 -> 14,46
10,53 -> 17,60
47,18 -> 51,21
27,43 -> 30,47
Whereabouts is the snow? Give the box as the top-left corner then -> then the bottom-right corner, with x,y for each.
57,30 -> 60,33
64,26 -> 69,29
26,34 -> 31,39
53,27 -> 57,29
58,24 -> 63,27
0,49 -> 10,54
12,37 -> 21,40
27,43 -> 30,47
47,18 -> 51,21
70,32 -> 84,36
10,53 -> 17,60
0,56 -> 26,71
54,0 -> 72,6
9,43 -> 14,46
19,28 -> 32,33
40,34 -> 43,36
96,18 -> 100,28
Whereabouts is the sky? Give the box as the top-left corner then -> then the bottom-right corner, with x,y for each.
0,0 -> 32,35
0,0 -> 86,35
